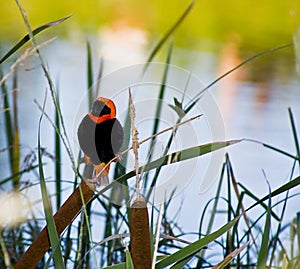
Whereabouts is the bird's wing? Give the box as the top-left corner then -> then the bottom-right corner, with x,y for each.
77,115 -> 98,162
112,118 -> 124,152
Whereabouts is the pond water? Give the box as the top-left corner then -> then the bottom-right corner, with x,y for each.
1,22 -> 300,241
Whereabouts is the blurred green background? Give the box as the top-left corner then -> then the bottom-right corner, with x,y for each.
1,0 -> 298,51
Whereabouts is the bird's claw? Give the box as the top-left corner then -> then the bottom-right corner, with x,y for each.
87,175 -> 109,187
115,152 -> 123,162
87,163 -> 110,187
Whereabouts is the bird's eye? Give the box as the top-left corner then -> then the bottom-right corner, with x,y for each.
92,101 -> 111,116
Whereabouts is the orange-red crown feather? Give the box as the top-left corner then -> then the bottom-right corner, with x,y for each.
88,97 -> 117,124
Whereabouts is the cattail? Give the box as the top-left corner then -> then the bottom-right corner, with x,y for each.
15,181 -> 95,269
129,196 -> 152,269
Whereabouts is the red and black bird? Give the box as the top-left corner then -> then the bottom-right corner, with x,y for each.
77,97 -> 124,185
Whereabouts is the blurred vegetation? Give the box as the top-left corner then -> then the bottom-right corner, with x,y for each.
0,0 -> 297,51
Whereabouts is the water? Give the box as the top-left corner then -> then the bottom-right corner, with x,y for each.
1,27 -> 299,245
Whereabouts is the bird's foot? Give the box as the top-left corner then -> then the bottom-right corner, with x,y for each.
87,163 -> 110,187
114,152 -> 123,162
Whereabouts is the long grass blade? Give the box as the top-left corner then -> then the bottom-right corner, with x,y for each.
238,182 -> 280,221
297,213 -> 300,252
147,140 -> 241,173
185,43 -> 293,114
0,71 -> 14,178
245,138 -> 299,161
75,210 -> 92,269
12,70 -> 20,187
144,42 -> 173,189
151,200 -> 164,269
288,108 -> 300,169
94,57 -> 104,98
125,245 -> 134,269
75,40 -> 95,269
152,42 -> 173,139
155,217 -> 240,268
247,175 -> 300,212
55,89 -> 62,211
0,15 -> 71,64
145,1 -> 194,66
257,195 -> 271,268
170,256 -> 193,269
87,40 -> 94,109
14,1 -> 76,172
268,170 -> 295,267
226,153 -> 259,253
37,95 -> 65,268
212,242 -> 249,269
101,203 -> 113,266
102,263 -> 125,269
197,162 -> 226,268
202,162 -> 225,235
225,154 -> 232,256
109,140 -> 242,190
0,234 -> 11,268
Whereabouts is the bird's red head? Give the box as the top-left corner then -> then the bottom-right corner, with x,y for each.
88,97 -> 117,124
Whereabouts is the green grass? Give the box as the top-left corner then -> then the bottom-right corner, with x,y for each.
0,2 -> 299,269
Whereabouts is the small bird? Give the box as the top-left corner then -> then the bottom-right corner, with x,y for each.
77,97 -> 124,185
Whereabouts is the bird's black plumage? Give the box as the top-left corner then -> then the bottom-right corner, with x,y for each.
77,111 -> 123,165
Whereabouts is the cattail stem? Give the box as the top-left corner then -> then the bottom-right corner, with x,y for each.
128,89 -> 140,196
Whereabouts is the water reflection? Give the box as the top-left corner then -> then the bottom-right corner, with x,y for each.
214,33 -> 297,132
0,30 -> 299,233
98,20 -> 148,67
216,34 -> 245,125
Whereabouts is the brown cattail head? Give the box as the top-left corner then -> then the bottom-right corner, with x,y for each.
129,196 -> 152,269
15,181 -> 95,269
